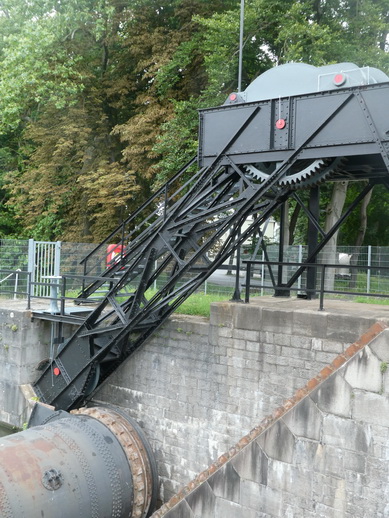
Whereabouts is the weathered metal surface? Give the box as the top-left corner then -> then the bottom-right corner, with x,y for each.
200,82 -> 389,173
0,404 -> 158,518
72,406 -> 158,518
32,62 -> 389,412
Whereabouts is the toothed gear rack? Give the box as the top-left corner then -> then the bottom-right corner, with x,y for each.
33,62 -> 389,411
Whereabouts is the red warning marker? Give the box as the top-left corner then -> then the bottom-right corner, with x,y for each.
276,118 -> 286,129
334,73 -> 346,86
53,367 -> 61,376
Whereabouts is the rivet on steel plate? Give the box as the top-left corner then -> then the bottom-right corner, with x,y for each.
42,468 -> 64,491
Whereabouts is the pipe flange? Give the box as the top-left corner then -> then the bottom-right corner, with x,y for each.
72,406 -> 157,518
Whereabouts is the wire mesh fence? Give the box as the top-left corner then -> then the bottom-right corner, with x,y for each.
0,240 -> 30,297
0,239 -> 389,302
150,244 -> 389,300
60,242 -> 105,292
239,244 -> 389,301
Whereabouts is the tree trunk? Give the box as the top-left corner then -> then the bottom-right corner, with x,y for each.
323,181 -> 348,291
281,200 -> 290,251
289,203 -> 301,245
280,200 -> 290,284
350,186 -> 373,288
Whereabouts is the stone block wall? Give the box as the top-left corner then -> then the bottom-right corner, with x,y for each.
0,304 -> 79,428
1,296 -> 387,515
0,307 -> 51,426
152,322 -> 389,518
93,298 -> 386,503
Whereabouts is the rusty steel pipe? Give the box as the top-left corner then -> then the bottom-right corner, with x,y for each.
0,405 -> 158,518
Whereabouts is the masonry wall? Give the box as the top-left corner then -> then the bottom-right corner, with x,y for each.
151,322 -> 389,518
93,298 -> 386,503
0,306 -> 51,427
1,297 -> 387,514
0,303 -> 78,428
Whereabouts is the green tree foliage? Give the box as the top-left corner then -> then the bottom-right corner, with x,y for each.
156,0 -> 389,245
1,0 -> 145,240
0,0 -> 244,240
155,0 -> 388,185
114,1 -> 239,188
0,140 -> 23,237
338,184 -> 389,246
0,0 -> 387,244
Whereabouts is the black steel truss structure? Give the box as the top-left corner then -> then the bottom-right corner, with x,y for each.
33,76 -> 389,411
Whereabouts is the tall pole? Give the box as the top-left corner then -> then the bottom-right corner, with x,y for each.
238,0 -> 244,92
306,186 -> 320,299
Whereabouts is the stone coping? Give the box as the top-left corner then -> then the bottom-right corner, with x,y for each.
151,320 -> 387,517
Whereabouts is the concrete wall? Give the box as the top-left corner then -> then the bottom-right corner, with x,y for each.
0,304 -> 78,428
93,298 -> 387,503
0,306 -> 51,427
151,322 -> 389,518
2,297 -> 388,516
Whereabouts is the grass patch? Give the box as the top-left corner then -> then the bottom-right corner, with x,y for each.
353,296 -> 389,305
64,271 -> 389,317
65,284 -> 232,317
174,292 -> 230,317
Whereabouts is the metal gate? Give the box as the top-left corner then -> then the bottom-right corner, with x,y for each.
28,240 -> 61,297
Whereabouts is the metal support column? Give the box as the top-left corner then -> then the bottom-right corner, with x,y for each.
306,186 -> 320,298
274,201 -> 290,297
230,226 -> 243,302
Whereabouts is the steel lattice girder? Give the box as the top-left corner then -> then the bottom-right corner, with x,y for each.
33,78 -> 389,411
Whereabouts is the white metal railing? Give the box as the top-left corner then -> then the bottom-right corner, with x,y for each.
0,269 -> 21,300
28,240 -> 61,297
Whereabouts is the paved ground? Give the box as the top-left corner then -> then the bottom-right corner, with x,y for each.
241,294 -> 389,321
3,294 -> 389,322
207,269 -> 245,286
3,268 -> 389,324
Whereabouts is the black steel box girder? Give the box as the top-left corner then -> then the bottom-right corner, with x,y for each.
33,70 -> 389,412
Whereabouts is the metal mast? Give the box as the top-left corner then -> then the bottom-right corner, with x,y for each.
238,0 -> 245,92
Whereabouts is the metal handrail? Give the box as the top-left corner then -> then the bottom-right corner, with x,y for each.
243,260 -> 389,310
79,156 -> 198,273
0,268 -> 21,285
0,269 -> 30,304
27,272 -> 124,316
6,260 -> 389,316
